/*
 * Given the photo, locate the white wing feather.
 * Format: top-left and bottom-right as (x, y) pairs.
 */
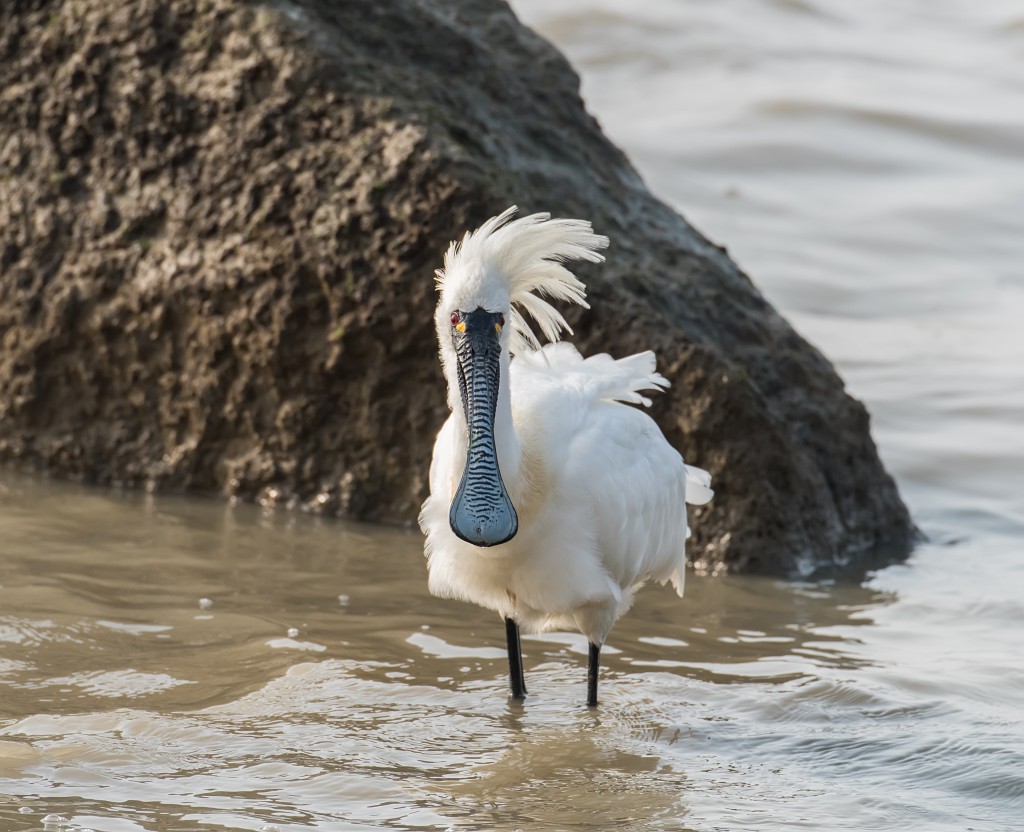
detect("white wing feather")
(512, 343), (711, 603)
(514, 342), (668, 406)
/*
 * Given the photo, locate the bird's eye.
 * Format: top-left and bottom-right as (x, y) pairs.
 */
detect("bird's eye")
(497, 313), (505, 327)
(450, 312), (460, 327)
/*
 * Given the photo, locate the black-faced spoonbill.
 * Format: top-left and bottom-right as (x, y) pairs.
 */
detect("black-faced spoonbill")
(420, 208), (713, 706)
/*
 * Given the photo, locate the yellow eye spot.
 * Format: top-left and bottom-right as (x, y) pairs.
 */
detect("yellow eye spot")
(455, 322), (466, 333)
(495, 323), (503, 333)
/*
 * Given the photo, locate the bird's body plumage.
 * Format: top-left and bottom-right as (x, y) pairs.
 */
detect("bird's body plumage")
(422, 341), (709, 644)
(420, 207), (711, 702)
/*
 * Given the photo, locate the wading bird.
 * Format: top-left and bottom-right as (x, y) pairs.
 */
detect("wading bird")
(420, 208), (712, 706)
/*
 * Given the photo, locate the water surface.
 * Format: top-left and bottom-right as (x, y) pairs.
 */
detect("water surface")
(2, 474), (1020, 831)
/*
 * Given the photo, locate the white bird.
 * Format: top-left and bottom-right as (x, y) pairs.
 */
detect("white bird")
(420, 207), (713, 706)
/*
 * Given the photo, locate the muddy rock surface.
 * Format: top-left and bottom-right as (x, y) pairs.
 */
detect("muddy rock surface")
(0, 0), (914, 572)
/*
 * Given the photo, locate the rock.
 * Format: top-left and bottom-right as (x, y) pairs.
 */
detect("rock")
(0, 0), (914, 573)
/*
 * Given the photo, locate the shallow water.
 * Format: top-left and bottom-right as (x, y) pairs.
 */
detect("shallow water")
(3, 1), (1024, 830)
(2, 475), (1020, 831)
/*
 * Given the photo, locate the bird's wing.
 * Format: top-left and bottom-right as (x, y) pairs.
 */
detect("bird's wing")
(514, 342), (669, 405)
(571, 400), (690, 595)
(512, 343), (707, 597)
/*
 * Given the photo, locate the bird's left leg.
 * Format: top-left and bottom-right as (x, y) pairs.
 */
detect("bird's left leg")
(587, 641), (601, 707)
(505, 617), (527, 699)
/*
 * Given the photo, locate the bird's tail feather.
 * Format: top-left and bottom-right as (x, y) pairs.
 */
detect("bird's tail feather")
(685, 465), (713, 506)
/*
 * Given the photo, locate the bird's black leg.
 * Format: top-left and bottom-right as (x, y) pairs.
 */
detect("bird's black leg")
(587, 641), (601, 707)
(505, 617), (527, 699)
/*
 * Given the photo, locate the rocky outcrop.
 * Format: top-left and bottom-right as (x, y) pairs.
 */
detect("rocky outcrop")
(0, 0), (914, 573)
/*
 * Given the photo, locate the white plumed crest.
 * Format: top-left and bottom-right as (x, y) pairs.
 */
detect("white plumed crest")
(435, 206), (609, 354)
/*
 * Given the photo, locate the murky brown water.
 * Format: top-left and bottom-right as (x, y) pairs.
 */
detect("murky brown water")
(3, 0), (1024, 830)
(1, 472), (1022, 831)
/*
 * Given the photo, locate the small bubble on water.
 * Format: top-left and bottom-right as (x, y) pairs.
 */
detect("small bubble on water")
(260, 825), (281, 832)
(42, 815), (66, 826)
(337, 594), (350, 607)
(287, 627), (299, 638)
(198, 597), (214, 610)
(18, 807), (32, 814)
(420, 624), (430, 630)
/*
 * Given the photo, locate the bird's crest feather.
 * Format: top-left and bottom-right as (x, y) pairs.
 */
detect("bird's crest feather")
(435, 207), (609, 354)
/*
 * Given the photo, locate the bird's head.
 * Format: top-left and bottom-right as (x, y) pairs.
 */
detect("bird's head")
(433, 207), (608, 548)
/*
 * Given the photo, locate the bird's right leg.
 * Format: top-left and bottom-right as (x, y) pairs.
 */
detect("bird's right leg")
(587, 641), (601, 707)
(505, 617), (527, 699)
